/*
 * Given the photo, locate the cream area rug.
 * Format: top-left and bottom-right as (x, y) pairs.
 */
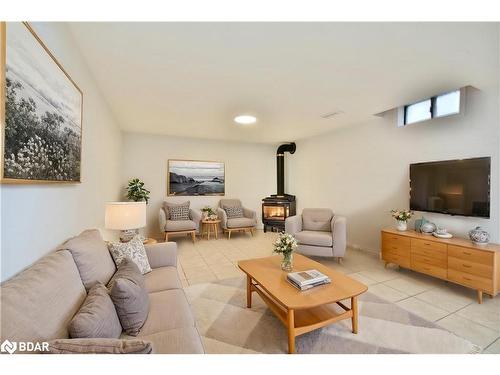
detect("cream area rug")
(184, 277), (480, 354)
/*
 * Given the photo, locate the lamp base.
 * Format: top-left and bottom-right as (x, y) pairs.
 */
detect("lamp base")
(120, 229), (139, 242)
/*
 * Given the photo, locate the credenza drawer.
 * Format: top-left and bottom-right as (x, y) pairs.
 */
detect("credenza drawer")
(382, 243), (410, 257)
(383, 252), (410, 268)
(411, 246), (447, 261)
(448, 257), (493, 279)
(382, 233), (411, 247)
(447, 269), (493, 292)
(411, 261), (447, 279)
(411, 238), (447, 254)
(448, 245), (493, 266)
(411, 253), (447, 268)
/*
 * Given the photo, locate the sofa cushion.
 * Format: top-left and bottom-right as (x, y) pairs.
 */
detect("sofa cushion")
(165, 220), (196, 232)
(295, 230), (333, 247)
(108, 237), (152, 274)
(139, 327), (204, 354)
(163, 201), (190, 220)
(69, 283), (122, 339)
(61, 229), (116, 290)
(47, 338), (152, 354)
(137, 289), (195, 336)
(227, 217), (255, 228)
(0, 250), (86, 349)
(144, 266), (182, 293)
(302, 208), (333, 232)
(225, 206), (244, 219)
(109, 259), (150, 336)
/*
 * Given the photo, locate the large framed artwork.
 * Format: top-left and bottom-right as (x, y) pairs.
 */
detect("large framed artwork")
(0, 22), (83, 183)
(167, 159), (225, 196)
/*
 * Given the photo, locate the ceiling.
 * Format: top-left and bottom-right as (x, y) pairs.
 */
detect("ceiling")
(68, 22), (497, 143)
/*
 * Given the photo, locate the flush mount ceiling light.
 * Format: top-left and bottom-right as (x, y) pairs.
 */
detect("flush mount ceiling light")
(234, 115), (257, 125)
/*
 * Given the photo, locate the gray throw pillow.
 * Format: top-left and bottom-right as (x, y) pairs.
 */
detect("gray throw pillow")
(225, 206), (244, 219)
(169, 204), (190, 220)
(108, 236), (152, 274)
(108, 258), (149, 336)
(69, 283), (122, 339)
(162, 201), (190, 220)
(60, 229), (116, 290)
(47, 338), (152, 354)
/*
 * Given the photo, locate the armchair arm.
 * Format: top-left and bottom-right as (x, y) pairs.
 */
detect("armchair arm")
(145, 242), (177, 269)
(190, 209), (202, 233)
(159, 208), (167, 232)
(331, 215), (347, 257)
(285, 215), (302, 236)
(243, 207), (257, 223)
(217, 207), (228, 229)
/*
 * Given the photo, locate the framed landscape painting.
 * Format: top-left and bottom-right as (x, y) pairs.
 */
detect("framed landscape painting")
(0, 22), (83, 183)
(168, 159), (225, 196)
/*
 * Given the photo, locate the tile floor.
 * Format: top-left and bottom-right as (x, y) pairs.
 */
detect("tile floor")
(167, 230), (500, 353)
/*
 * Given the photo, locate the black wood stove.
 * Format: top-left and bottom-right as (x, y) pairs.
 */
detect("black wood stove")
(262, 142), (297, 232)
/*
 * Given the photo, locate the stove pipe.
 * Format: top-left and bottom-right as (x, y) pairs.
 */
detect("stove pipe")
(276, 142), (296, 197)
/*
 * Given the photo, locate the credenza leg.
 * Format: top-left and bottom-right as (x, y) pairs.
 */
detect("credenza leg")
(477, 290), (483, 304)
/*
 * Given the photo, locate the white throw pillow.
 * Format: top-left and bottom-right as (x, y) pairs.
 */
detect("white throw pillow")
(108, 237), (152, 274)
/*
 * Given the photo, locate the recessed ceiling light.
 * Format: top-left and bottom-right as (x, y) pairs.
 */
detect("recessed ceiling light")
(234, 115), (257, 125)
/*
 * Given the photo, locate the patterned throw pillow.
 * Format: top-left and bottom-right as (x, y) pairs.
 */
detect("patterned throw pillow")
(169, 204), (190, 220)
(225, 206), (244, 219)
(108, 237), (152, 274)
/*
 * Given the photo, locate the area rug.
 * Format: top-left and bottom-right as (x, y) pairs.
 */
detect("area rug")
(184, 277), (481, 354)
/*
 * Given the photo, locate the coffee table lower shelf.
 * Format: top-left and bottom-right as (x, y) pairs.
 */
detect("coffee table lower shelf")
(246, 276), (358, 354)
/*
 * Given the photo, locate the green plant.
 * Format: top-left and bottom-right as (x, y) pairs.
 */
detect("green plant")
(126, 178), (150, 203)
(201, 206), (216, 216)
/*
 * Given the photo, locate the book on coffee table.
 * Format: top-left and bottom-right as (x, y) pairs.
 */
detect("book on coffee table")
(287, 269), (331, 291)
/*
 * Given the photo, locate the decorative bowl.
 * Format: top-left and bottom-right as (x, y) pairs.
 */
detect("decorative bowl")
(420, 222), (436, 235)
(469, 226), (490, 245)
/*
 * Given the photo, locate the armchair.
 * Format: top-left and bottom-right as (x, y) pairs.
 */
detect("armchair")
(218, 199), (257, 239)
(159, 200), (202, 243)
(285, 208), (346, 262)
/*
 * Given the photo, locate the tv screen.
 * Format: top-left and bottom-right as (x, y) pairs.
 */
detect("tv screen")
(409, 157), (490, 218)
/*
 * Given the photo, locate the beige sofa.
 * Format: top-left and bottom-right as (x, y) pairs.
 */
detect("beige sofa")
(285, 208), (347, 262)
(0, 230), (204, 354)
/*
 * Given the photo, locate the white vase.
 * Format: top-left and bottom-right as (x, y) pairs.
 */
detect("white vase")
(396, 220), (407, 231)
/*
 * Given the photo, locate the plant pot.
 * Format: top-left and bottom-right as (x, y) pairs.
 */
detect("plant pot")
(396, 220), (407, 232)
(281, 253), (293, 272)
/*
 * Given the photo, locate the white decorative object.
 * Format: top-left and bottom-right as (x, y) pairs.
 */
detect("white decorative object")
(396, 220), (408, 231)
(420, 222), (436, 235)
(469, 226), (490, 245)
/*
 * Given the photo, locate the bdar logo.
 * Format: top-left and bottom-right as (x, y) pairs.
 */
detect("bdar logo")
(1, 340), (17, 354)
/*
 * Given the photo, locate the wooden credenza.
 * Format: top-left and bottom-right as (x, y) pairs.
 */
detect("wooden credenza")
(381, 228), (500, 303)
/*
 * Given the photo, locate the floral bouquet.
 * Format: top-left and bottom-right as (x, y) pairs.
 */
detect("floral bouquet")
(391, 209), (413, 222)
(273, 232), (298, 271)
(201, 206), (217, 220)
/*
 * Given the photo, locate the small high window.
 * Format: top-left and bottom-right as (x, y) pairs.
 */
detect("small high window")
(400, 89), (463, 126)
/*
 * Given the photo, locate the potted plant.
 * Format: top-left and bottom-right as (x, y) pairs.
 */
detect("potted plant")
(391, 209), (413, 231)
(273, 232), (298, 271)
(126, 178), (151, 203)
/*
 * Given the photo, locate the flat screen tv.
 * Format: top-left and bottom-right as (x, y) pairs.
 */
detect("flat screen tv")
(409, 157), (490, 218)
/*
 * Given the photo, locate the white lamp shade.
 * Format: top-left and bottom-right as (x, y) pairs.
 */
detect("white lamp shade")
(105, 202), (146, 230)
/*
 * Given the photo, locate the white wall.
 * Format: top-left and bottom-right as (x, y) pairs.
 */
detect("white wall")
(0, 23), (123, 281)
(288, 85), (499, 254)
(121, 133), (276, 239)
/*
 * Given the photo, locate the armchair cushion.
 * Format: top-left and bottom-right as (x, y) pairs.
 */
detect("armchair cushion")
(162, 201), (190, 220)
(169, 205), (190, 221)
(165, 220), (196, 232)
(302, 208), (333, 232)
(295, 230), (333, 247)
(225, 206), (244, 219)
(227, 217), (256, 229)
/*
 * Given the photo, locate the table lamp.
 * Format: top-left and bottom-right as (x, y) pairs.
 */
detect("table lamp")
(105, 202), (146, 242)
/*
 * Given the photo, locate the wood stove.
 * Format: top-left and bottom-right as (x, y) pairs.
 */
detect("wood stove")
(262, 143), (296, 232)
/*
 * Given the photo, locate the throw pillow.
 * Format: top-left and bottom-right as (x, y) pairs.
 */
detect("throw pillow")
(60, 229), (116, 290)
(162, 200), (190, 220)
(108, 236), (152, 274)
(108, 258), (150, 336)
(47, 338), (152, 354)
(169, 204), (190, 221)
(69, 283), (122, 339)
(225, 206), (244, 219)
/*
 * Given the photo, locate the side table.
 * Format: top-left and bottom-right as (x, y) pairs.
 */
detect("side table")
(201, 219), (221, 240)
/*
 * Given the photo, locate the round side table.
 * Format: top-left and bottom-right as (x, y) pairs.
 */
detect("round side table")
(201, 219), (221, 240)
(143, 238), (158, 245)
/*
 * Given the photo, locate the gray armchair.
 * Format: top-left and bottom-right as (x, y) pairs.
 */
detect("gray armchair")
(285, 208), (347, 262)
(159, 201), (202, 243)
(217, 199), (257, 239)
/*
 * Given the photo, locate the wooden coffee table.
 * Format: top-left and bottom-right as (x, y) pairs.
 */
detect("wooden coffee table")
(238, 254), (368, 354)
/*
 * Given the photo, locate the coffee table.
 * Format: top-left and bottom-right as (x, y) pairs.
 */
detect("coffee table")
(238, 254), (368, 354)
